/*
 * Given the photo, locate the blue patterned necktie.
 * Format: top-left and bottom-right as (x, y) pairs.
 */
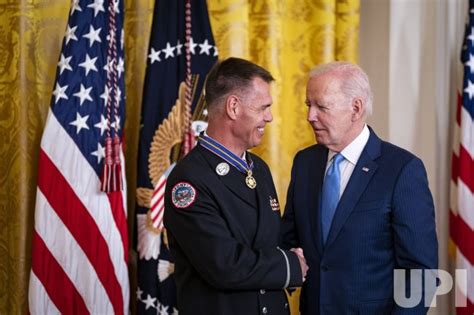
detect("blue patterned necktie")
(321, 153), (345, 244)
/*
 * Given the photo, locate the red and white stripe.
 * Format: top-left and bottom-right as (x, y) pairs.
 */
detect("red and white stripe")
(450, 92), (474, 314)
(29, 112), (129, 314)
(150, 174), (167, 231)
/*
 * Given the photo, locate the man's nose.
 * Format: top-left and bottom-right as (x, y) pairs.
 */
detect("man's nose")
(307, 107), (318, 122)
(265, 110), (273, 122)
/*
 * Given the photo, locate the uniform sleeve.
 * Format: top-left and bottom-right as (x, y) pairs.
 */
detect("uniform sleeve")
(391, 157), (438, 314)
(164, 178), (303, 291)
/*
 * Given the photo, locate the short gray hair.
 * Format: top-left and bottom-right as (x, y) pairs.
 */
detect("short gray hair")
(309, 61), (373, 117)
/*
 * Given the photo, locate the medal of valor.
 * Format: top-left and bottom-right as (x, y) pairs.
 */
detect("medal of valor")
(245, 171), (257, 189)
(198, 134), (257, 190)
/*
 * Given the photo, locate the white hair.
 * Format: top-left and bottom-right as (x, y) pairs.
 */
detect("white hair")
(309, 61), (373, 117)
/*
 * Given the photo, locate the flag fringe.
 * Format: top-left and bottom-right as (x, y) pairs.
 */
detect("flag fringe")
(101, 136), (123, 192)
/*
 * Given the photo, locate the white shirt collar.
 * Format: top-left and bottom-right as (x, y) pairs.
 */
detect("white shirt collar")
(328, 124), (370, 165)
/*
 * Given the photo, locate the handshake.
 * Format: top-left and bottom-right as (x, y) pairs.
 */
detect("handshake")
(291, 247), (309, 282)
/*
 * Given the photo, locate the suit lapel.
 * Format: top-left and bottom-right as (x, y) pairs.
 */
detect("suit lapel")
(325, 130), (382, 248)
(310, 148), (328, 255)
(197, 146), (257, 209)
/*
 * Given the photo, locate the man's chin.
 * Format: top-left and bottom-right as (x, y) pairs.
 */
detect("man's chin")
(314, 134), (326, 145)
(251, 138), (263, 148)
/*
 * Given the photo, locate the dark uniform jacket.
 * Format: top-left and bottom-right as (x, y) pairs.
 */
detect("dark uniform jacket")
(164, 144), (302, 315)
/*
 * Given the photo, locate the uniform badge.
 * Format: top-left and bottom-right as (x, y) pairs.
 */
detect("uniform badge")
(171, 182), (196, 209)
(269, 196), (280, 212)
(215, 162), (230, 176)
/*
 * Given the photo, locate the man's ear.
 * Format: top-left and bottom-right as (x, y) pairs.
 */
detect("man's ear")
(351, 97), (364, 121)
(225, 95), (240, 120)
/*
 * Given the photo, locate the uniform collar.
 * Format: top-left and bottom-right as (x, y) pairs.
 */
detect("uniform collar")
(203, 130), (246, 160)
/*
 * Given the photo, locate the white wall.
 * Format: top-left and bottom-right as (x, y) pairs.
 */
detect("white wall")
(359, 0), (467, 313)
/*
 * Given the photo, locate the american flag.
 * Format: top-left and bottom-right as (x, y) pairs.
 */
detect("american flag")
(28, 0), (129, 314)
(450, 1), (474, 314)
(135, 0), (217, 313)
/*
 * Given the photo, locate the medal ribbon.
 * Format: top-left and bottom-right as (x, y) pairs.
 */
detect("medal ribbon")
(198, 134), (254, 175)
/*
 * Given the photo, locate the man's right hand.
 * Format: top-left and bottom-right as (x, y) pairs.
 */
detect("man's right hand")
(290, 247), (308, 282)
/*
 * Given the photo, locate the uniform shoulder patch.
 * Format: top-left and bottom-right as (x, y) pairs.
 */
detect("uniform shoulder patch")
(171, 182), (197, 209)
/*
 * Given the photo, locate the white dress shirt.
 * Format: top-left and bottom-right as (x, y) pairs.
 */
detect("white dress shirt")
(325, 125), (370, 198)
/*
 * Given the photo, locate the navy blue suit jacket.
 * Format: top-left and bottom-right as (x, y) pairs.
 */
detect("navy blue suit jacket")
(281, 129), (438, 315)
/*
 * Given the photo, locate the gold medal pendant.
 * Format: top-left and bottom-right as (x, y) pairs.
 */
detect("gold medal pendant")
(245, 171), (257, 189)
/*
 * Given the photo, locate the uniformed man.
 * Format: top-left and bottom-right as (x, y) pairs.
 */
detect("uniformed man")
(164, 57), (308, 315)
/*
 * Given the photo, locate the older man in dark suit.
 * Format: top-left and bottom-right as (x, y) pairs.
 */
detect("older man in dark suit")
(281, 61), (438, 314)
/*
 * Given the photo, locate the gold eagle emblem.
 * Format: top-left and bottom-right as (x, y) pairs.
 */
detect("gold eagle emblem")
(136, 82), (187, 232)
